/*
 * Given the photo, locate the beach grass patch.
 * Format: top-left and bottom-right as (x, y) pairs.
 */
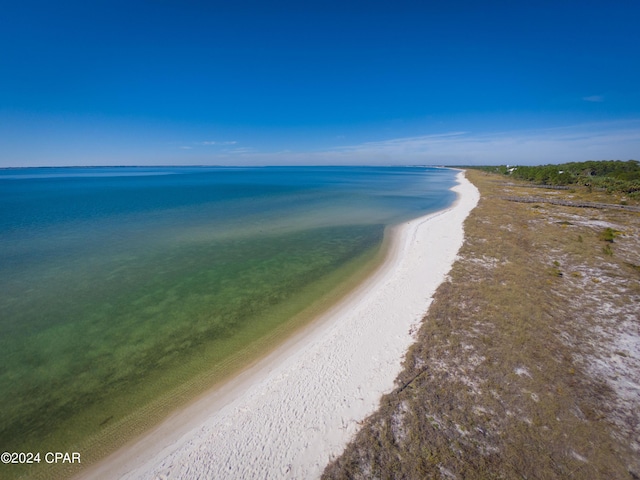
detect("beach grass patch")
(324, 169), (640, 480)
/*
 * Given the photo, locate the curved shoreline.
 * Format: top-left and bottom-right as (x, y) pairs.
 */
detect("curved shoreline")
(81, 170), (479, 480)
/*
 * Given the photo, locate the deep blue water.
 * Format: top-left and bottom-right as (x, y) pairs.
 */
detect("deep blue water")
(1, 166), (455, 233)
(1, 166), (456, 273)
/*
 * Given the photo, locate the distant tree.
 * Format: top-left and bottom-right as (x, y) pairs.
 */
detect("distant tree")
(484, 160), (640, 198)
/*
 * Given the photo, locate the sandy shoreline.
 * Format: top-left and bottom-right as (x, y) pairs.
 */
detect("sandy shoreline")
(81, 170), (479, 480)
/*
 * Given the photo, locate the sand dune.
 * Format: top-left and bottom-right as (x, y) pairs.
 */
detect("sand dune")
(82, 170), (479, 480)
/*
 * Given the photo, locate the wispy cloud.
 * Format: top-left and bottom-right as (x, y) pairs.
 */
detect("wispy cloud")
(334, 132), (468, 154)
(163, 121), (639, 167)
(176, 140), (238, 151)
(226, 147), (255, 154)
(198, 140), (238, 146)
(322, 121), (640, 165)
(583, 95), (604, 102)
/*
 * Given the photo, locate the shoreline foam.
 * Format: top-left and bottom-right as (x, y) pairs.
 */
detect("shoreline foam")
(81, 170), (479, 480)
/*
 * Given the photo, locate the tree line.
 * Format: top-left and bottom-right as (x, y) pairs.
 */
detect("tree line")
(477, 160), (640, 198)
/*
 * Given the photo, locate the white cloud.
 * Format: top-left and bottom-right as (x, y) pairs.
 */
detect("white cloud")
(224, 147), (255, 154)
(186, 120), (640, 166)
(199, 141), (237, 146)
(335, 131), (468, 154)
(312, 121), (640, 165)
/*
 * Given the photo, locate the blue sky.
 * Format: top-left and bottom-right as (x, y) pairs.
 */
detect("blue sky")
(1, 0), (639, 167)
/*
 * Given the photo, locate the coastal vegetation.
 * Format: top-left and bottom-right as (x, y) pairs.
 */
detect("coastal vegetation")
(481, 160), (640, 199)
(324, 169), (640, 479)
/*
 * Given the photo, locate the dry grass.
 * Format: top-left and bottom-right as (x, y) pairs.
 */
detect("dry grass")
(323, 170), (640, 480)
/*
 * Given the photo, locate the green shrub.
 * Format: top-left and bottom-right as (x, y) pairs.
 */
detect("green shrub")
(599, 227), (619, 243)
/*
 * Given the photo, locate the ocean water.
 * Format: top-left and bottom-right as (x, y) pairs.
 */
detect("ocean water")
(0, 166), (456, 472)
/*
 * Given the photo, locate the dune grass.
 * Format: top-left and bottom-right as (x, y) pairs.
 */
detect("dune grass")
(323, 169), (640, 479)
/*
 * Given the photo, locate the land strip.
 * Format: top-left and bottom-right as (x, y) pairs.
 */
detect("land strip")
(324, 169), (640, 479)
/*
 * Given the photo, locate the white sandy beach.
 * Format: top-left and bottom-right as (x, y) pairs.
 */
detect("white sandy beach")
(82, 171), (479, 480)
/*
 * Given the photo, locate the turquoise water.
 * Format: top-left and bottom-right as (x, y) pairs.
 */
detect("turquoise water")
(0, 166), (456, 467)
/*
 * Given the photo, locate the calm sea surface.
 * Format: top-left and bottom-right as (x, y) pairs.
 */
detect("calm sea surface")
(0, 166), (456, 470)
